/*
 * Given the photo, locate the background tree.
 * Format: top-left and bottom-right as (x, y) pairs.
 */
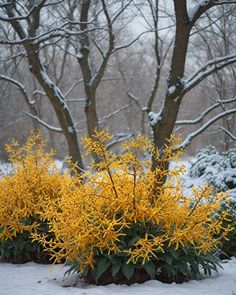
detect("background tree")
(1, 0), (236, 174)
(0, 0), (85, 172)
(145, 0), (236, 171)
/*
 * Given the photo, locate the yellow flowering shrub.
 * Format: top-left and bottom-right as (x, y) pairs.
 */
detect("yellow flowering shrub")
(31, 131), (231, 284)
(0, 133), (77, 263)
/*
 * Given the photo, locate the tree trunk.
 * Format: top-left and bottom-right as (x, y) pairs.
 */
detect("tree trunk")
(26, 44), (84, 173)
(151, 1), (191, 173)
(84, 87), (101, 164)
(78, 0), (101, 164)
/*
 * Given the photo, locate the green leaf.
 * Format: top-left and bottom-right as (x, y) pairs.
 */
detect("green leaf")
(178, 262), (189, 275)
(165, 254), (174, 265)
(128, 236), (140, 247)
(143, 260), (156, 279)
(94, 257), (111, 281)
(64, 260), (80, 276)
(169, 249), (179, 260)
(122, 262), (135, 280)
(112, 260), (122, 277)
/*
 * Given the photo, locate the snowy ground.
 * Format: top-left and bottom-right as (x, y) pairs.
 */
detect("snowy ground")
(1, 258), (236, 295)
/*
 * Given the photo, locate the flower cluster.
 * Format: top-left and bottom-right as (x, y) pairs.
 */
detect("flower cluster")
(0, 131), (231, 282)
(33, 131), (231, 273)
(0, 132), (76, 240)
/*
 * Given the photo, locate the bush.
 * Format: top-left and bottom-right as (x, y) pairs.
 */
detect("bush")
(188, 147), (236, 258)
(189, 146), (236, 191)
(0, 225), (52, 264)
(33, 131), (232, 285)
(0, 132), (76, 263)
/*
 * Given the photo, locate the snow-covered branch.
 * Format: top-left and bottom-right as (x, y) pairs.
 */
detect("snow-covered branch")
(188, 0), (236, 24)
(106, 133), (134, 150)
(25, 112), (63, 133)
(0, 74), (35, 106)
(99, 104), (130, 125)
(220, 127), (236, 140)
(176, 96), (236, 125)
(178, 108), (236, 150)
(127, 91), (142, 109)
(0, 1), (46, 22)
(182, 54), (236, 96)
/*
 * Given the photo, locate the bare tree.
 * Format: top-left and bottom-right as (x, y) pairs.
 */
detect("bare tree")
(0, 0), (146, 165)
(1, 0), (236, 179)
(144, 0), (236, 172)
(0, 0), (85, 172)
(74, 0), (144, 162)
(189, 4), (236, 150)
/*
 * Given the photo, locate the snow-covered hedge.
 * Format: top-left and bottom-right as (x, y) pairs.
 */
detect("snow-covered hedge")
(189, 146), (236, 192)
(187, 147), (236, 257)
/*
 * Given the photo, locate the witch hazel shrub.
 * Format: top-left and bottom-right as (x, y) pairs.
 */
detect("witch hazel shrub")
(31, 131), (232, 284)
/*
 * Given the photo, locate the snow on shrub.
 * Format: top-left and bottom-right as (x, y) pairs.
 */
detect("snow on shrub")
(188, 146), (236, 257)
(0, 161), (13, 177)
(189, 146), (236, 192)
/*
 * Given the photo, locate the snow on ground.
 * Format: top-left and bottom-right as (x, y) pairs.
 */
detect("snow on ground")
(0, 258), (236, 295)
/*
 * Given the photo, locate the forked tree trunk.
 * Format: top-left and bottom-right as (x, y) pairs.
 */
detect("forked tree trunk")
(151, 1), (191, 175)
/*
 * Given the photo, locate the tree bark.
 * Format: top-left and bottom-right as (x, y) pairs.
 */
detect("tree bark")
(26, 44), (84, 173)
(151, 0), (191, 171)
(5, 3), (84, 173)
(78, 0), (100, 164)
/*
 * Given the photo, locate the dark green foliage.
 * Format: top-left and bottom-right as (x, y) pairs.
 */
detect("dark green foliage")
(65, 223), (223, 285)
(0, 231), (40, 263)
(0, 218), (53, 264)
(157, 246), (222, 283)
(223, 208), (236, 257)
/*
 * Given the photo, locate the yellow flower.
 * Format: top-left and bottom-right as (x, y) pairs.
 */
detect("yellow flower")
(0, 130), (232, 272)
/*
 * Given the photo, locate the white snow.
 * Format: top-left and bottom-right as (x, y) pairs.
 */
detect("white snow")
(76, 51), (83, 59)
(167, 85), (176, 95)
(188, 0), (210, 21)
(0, 161), (13, 177)
(39, 68), (69, 110)
(0, 159), (65, 176)
(68, 126), (75, 134)
(0, 259), (236, 295)
(54, 159), (64, 171)
(149, 111), (162, 126)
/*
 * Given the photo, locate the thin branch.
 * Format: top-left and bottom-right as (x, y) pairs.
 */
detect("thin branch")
(113, 30), (150, 52)
(178, 108), (236, 149)
(220, 126), (236, 140)
(0, 1), (45, 22)
(127, 91), (142, 109)
(25, 112), (63, 133)
(99, 104), (130, 125)
(90, 0), (115, 90)
(176, 96), (236, 125)
(0, 74), (35, 105)
(106, 133), (134, 149)
(182, 53), (236, 96)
